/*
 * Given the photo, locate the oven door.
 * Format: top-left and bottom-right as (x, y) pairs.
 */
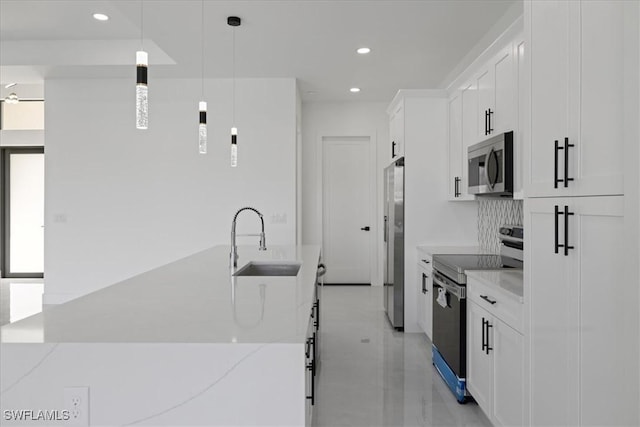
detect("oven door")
(432, 271), (467, 378)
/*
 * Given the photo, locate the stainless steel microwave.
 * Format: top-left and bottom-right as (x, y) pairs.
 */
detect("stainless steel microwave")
(467, 131), (513, 197)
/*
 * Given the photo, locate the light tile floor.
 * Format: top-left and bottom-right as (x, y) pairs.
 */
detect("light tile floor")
(313, 285), (491, 427)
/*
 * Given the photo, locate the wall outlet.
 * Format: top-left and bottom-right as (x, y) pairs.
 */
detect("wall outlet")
(64, 387), (89, 426)
(271, 213), (287, 224)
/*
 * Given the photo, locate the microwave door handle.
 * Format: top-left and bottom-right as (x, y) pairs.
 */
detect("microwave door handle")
(484, 149), (493, 190)
(490, 148), (500, 188)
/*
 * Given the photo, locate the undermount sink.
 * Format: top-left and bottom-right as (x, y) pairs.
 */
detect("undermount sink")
(233, 261), (302, 277)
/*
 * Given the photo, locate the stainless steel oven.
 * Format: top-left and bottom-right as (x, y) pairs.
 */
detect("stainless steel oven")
(468, 131), (513, 196)
(431, 226), (524, 403)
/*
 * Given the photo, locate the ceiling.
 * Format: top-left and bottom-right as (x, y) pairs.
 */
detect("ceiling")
(0, 0), (520, 102)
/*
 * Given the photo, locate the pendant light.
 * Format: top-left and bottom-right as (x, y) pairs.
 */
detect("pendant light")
(228, 16), (241, 167)
(198, 0), (207, 154)
(136, 0), (148, 130)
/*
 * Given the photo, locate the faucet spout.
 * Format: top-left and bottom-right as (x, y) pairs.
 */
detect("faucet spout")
(230, 207), (267, 267)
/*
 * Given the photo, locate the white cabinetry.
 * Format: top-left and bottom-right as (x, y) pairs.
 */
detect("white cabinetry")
(389, 101), (405, 161)
(475, 42), (517, 140)
(526, 196), (637, 426)
(448, 30), (524, 200)
(467, 276), (524, 427)
(525, 1), (639, 425)
(526, 0), (628, 198)
(416, 255), (433, 340)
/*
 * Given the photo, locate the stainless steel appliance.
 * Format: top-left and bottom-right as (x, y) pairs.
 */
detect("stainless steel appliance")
(431, 226), (523, 402)
(383, 158), (404, 330)
(468, 131), (514, 196)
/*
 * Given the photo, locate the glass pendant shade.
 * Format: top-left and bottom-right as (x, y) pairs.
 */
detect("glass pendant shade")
(136, 50), (148, 130)
(230, 127), (238, 167)
(199, 101), (207, 154)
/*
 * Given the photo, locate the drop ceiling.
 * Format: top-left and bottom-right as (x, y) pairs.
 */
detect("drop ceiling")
(0, 0), (520, 102)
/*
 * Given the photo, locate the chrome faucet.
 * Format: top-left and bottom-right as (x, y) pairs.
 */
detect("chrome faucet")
(230, 207), (267, 267)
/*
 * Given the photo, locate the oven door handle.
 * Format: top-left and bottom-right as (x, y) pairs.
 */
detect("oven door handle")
(432, 274), (465, 300)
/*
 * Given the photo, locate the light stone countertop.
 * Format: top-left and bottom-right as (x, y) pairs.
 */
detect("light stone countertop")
(465, 270), (524, 302)
(416, 245), (489, 257)
(1, 245), (321, 344)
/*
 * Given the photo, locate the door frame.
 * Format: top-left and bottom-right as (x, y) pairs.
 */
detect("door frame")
(0, 146), (45, 278)
(316, 132), (378, 285)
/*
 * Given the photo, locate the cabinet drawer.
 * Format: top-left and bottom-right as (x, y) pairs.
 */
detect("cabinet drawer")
(467, 278), (523, 333)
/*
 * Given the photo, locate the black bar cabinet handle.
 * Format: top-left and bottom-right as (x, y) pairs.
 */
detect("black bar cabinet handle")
(554, 205), (562, 254)
(564, 137), (574, 188)
(422, 273), (427, 294)
(485, 110), (489, 135)
(306, 360), (315, 404)
(421, 259), (430, 264)
(554, 140), (564, 189)
(486, 322), (493, 354)
(487, 108), (493, 134)
(392, 141), (396, 158)
(563, 205), (575, 256)
(482, 318), (487, 352)
(480, 295), (497, 305)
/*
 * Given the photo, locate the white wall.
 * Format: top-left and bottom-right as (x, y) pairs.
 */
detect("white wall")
(44, 78), (297, 304)
(301, 101), (389, 285)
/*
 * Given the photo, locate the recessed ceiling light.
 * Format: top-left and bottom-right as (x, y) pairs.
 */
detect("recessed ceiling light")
(356, 47), (371, 55)
(350, 87), (361, 93)
(93, 13), (109, 21)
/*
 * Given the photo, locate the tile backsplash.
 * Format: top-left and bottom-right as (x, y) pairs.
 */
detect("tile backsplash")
(478, 198), (523, 253)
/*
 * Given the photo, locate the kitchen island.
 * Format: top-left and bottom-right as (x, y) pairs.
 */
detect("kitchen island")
(1, 245), (321, 426)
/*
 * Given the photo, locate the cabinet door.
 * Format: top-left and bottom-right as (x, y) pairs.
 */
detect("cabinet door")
(476, 67), (493, 140)
(467, 301), (493, 413)
(574, 0), (625, 197)
(390, 102), (404, 160)
(575, 196), (632, 425)
(448, 93), (463, 200)
(417, 268), (426, 333)
(513, 36), (525, 199)
(526, 197), (579, 426)
(424, 270), (433, 340)
(493, 320), (524, 427)
(527, 0), (578, 197)
(459, 80), (478, 200)
(493, 43), (516, 136)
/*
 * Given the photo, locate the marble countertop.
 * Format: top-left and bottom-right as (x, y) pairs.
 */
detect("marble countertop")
(465, 270), (524, 303)
(1, 245), (321, 344)
(416, 245), (489, 256)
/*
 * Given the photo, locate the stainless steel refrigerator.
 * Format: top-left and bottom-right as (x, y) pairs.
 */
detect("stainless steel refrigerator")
(383, 158), (404, 330)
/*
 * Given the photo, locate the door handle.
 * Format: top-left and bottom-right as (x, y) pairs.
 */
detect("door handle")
(480, 295), (497, 305)
(392, 141), (396, 158)
(360, 226), (370, 231)
(487, 108), (493, 134)
(422, 273), (427, 294)
(482, 318), (487, 352)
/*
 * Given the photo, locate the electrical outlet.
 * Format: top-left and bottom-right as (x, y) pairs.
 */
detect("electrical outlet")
(64, 387), (89, 427)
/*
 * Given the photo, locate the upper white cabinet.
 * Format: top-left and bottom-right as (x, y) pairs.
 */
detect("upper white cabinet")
(447, 28), (524, 200)
(526, 0), (629, 197)
(389, 101), (405, 161)
(475, 43), (517, 140)
(447, 92), (474, 200)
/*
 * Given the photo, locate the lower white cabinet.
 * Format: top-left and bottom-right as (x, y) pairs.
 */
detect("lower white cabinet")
(467, 278), (524, 426)
(526, 196), (637, 426)
(417, 256), (433, 340)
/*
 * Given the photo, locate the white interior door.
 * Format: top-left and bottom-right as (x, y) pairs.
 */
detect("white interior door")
(322, 137), (372, 284)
